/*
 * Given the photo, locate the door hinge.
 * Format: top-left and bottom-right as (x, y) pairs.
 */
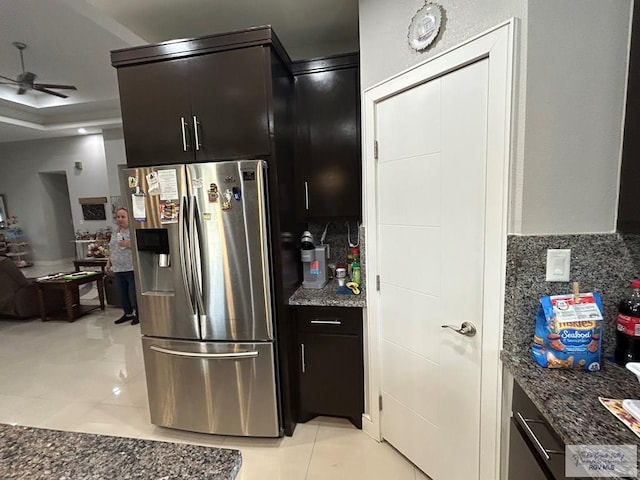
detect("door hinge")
(374, 140), (379, 160)
(376, 275), (380, 291)
(379, 394), (383, 411)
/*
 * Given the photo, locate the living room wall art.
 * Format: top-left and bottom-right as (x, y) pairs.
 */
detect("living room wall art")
(79, 197), (107, 221)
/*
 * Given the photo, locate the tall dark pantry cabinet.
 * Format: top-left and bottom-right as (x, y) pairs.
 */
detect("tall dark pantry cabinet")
(111, 27), (300, 436)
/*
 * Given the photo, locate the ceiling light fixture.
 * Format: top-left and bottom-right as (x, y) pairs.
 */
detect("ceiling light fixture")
(78, 128), (87, 134)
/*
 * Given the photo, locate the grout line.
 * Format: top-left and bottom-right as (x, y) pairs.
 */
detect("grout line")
(304, 422), (320, 479)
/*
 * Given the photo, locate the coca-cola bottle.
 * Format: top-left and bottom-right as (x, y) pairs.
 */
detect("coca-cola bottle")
(614, 279), (640, 365)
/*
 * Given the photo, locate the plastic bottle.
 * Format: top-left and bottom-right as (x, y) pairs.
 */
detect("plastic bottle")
(614, 279), (640, 365)
(351, 261), (361, 285)
(347, 247), (360, 277)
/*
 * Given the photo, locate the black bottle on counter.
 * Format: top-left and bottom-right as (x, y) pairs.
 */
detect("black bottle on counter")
(615, 279), (640, 365)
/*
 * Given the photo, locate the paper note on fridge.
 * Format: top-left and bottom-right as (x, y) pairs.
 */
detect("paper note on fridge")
(158, 169), (179, 201)
(132, 194), (146, 222)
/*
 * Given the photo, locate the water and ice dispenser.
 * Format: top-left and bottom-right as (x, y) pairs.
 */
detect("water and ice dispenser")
(300, 231), (329, 289)
(135, 229), (173, 292)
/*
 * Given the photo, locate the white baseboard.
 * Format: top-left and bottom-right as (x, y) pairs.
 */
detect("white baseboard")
(362, 414), (380, 441)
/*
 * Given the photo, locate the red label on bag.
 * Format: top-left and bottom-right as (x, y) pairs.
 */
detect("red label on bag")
(617, 313), (640, 337)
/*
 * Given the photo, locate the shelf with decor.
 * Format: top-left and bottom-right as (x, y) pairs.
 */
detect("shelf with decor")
(71, 239), (110, 260)
(6, 241), (33, 268)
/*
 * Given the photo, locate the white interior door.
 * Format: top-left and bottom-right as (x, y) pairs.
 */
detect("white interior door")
(363, 23), (513, 480)
(377, 57), (487, 480)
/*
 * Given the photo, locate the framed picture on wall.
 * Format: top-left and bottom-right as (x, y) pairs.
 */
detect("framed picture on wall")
(79, 197), (107, 221)
(81, 203), (106, 221)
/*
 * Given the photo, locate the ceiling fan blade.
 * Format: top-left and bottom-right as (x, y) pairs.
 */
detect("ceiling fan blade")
(0, 75), (17, 83)
(33, 83), (77, 90)
(31, 85), (68, 98)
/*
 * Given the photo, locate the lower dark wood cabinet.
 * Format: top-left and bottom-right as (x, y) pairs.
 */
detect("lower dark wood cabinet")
(294, 306), (364, 428)
(509, 381), (566, 480)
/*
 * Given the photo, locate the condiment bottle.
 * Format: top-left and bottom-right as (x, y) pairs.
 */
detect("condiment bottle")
(351, 262), (361, 285)
(347, 247), (360, 277)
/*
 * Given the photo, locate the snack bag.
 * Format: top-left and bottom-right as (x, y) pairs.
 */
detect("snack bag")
(531, 292), (603, 371)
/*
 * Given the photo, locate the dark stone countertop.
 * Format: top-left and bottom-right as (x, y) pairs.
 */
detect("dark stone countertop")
(502, 350), (640, 475)
(288, 278), (366, 308)
(0, 424), (242, 479)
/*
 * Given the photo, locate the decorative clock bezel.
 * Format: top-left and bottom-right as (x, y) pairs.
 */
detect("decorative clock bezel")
(408, 3), (443, 52)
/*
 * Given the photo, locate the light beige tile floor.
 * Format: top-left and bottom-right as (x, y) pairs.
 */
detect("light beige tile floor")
(1, 262), (427, 479)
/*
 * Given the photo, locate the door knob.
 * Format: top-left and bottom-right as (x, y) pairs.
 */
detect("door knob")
(441, 321), (477, 337)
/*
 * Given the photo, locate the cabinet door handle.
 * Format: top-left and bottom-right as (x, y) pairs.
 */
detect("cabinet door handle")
(311, 319), (342, 325)
(514, 412), (565, 461)
(180, 117), (190, 152)
(193, 115), (202, 151)
(301, 343), (306, 373)
(304, 181), (309, 210)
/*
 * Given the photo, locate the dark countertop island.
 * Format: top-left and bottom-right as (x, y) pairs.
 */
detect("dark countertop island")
(0, 424), (242, 479)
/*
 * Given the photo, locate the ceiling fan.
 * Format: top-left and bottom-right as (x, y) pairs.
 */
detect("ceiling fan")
(0, 42), (77, 99)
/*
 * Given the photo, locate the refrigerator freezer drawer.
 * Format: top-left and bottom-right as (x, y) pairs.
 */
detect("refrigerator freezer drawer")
(142, 337), (280, 437)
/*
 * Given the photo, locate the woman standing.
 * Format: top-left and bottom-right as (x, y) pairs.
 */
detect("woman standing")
(106, 207), (138, 325)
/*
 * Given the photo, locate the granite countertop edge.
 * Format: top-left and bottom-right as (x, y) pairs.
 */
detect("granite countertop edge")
(501, 349), (640, 450)
(0, 423), (242, 480)
(288, 279), (366, 308)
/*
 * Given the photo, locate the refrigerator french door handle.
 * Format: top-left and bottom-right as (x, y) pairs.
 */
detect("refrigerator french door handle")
(150, 345), (259, 359)
(179, 195), (196, 318)
(190, 195), (206, 323)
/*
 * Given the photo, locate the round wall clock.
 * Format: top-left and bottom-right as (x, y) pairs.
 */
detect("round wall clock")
(408, 3), (443, 51)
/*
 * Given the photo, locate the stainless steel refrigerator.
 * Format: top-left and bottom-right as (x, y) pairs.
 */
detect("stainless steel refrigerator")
(122, 159), (280, 437)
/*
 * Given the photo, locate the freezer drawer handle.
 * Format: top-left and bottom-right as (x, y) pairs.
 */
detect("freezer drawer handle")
(310, 319), (342, 325)
(514, 412), (565, 461)
(150, 345), (259, 359)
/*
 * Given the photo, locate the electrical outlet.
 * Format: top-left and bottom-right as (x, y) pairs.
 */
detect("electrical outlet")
(546, 249), (571, 282)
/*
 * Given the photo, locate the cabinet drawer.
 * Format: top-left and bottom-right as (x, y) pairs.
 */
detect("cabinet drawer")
(295, 306), (362, 335)
(511, 381), (566, 480)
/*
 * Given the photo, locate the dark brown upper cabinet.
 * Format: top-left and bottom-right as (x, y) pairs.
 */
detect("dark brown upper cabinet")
(111, 29), (286, 167)
(293, 54), (362, 220)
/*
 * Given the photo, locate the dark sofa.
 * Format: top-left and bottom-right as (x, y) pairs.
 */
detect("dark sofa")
(0, 257), (65, 319)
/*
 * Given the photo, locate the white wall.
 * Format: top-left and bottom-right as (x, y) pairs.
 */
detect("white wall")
(102, 128), (128, 215)
(0, 134), (111, 261)
(520, 0), (631, 234)
(359, 0), (527, 90)
(39, 173), (76, 260)
(359, 0), (632, 234)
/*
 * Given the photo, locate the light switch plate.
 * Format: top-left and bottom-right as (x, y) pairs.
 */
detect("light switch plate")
(545, 249), (571, 282)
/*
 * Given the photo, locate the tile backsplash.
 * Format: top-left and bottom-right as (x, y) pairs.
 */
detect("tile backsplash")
(306, 221), (365, 281)
(503, 233), (640, 358)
